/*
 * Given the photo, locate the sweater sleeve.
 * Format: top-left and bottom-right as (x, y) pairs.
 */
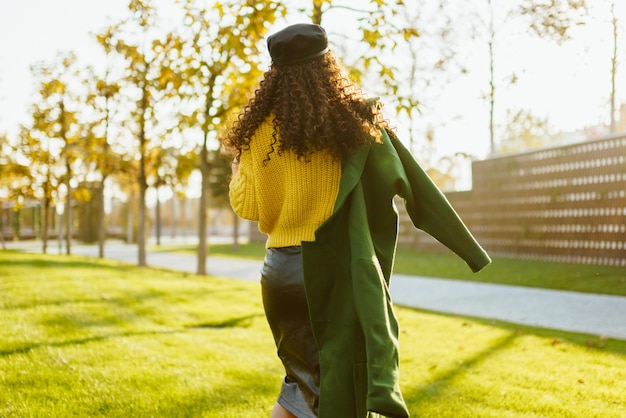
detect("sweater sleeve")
(228, 151), (259, 221)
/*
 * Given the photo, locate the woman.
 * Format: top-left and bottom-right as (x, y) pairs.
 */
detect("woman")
(224, 23), (384, 418)
(225, 23), (491, 418)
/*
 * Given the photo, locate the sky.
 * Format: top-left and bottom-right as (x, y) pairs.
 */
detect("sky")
(0, 0), (129, 131)
(0, 0), (624, 164)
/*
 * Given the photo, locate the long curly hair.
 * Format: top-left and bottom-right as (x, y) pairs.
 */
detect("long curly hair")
(222, 51), (387, 162)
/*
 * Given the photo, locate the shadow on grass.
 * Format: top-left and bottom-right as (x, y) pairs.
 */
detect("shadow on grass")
(403, 331), (517, 410)
(410, 307), (626, 355)
(401, 321), (625, 415)
(186, 314), (264, 329)
(2, 288), (170, 311)
(0, 256), (128, 272)
(467, 314), (626, 355)
(0, 329), (183, 357)
(1, 312), (266, 357)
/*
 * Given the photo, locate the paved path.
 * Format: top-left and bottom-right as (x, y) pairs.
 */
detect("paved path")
(6, 241), (626, 340)
(391, 274), (626, 340)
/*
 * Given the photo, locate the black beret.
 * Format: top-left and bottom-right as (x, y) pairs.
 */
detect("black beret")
(267, 23), (329, 66)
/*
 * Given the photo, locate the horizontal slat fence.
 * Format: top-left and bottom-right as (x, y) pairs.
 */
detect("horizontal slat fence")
(398, 133), (626, 267)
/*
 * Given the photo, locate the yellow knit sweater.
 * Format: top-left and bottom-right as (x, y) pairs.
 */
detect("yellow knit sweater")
(229, 118), (342, 248)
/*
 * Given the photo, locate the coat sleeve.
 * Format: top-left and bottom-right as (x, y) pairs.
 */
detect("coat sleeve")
(385, 129), (492, 273)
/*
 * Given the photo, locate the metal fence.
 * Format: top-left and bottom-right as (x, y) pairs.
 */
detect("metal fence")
(398, 133), (626, 267)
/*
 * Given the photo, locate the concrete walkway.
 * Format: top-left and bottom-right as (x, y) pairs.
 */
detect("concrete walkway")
(5, 240), (626, 340)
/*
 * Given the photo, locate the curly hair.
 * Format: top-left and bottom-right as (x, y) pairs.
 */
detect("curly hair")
(222, 51), (387, 162)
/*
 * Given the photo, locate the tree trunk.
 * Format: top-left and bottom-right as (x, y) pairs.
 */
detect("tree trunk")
(155, 186), (161, 246)
(138, 169), (147, 266)
(65, 163), (72, 255)
(170, 193), (177, 240)
(138, 175), (147, 266)
(97, 179), (106, 258)
(197, 82), (215, 275)
(197, 142), (209, 275)
(137, 83), (148, 267)
(42, 197), (49, 254)
(98, 85), (111, 259)
(179, 195), (187, 242)
(232, 210), (239, 251)
(57, 209), (63, 255)
(126, 195), (134, 244)
(59, 98), (72, 255)
(0, 214), (5, 250)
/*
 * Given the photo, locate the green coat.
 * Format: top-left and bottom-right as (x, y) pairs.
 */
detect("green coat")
(301, 128), (491, 418)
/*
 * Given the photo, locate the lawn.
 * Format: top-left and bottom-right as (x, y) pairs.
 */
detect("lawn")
(1, 251), (625, 417)
(157, 242), (626, 296)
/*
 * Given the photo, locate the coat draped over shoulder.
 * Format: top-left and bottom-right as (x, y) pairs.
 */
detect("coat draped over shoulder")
(301, 128), (491, 417)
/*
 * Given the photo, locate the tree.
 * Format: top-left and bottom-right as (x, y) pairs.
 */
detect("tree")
(297, 1), (475, 180)
(22, 52), (87, 254)
(497, 108), (562, 154)
(608, 1), (619, 133)
(101, 0), (178, 266)
(520, 0), (588, 42)
(90, 30), (124, 258)
(18, 123), (58, 253)
(0, 133), (8, 248)
(113, 157), (142, 244)
(379, 2), (461, 154)
(482, 0), (588, 155)
(208, 148), (236, 246)
(174, 0), (285, 275)
(146, 145), (179, 246)
(307, 1), (421, 106)
(0, 133), (32, 248)
(169, 147), (197, 240)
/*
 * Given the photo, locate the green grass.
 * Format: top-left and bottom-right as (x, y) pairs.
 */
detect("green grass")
(1, 251), (625, 417)
(153, 242), (268, 261)
(155, 242), (626, 296)
(1, 251), (276, 417)
(393, 249), (626, 297)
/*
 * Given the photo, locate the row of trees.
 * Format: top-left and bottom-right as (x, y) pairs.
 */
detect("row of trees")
(2, 0), (285, 274)
(2, 0), (614, 274)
